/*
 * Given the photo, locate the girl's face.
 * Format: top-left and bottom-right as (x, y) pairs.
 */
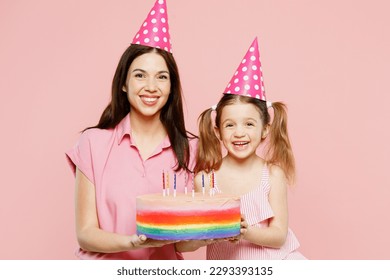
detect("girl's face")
(123, 52), (171, 119)
(216, 102), (268, 161)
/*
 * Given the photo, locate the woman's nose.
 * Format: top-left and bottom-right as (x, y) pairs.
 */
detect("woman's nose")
(145, 78), (157, 92)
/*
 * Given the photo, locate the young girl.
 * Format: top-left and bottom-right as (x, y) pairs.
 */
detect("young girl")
(177, 38), (305, 259)
(66, 0), (196, 260)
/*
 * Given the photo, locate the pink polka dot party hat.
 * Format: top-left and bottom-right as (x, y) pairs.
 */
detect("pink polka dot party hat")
(131, 0), (172, 53)
(223, 37), (266, 100)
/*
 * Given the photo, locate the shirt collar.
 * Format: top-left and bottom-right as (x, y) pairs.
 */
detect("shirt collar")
(117, 113), (132, 145)
(116, 113), (171, 150)
(160, 134), (171, 149)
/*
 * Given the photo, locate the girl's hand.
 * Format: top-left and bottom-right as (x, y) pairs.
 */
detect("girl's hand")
(228, 215), (248, 243)
(240, 215), (249, 235)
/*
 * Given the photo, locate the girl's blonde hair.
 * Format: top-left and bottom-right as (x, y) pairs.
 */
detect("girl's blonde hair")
(195, 94), (295, 184)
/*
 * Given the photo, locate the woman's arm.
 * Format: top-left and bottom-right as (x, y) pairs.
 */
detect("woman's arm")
(242, 165), (288, 248)
(75, 168), (175, 253)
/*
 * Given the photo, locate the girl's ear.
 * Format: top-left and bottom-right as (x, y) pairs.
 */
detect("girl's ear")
(262, 124), (270, 139)
(214, 126), (221, 140)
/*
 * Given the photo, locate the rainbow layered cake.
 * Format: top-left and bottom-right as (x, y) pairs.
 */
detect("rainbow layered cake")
(136, 193), (241, 240)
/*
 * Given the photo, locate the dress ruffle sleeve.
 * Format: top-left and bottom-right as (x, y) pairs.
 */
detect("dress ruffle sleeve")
(241, 185), (274, 226)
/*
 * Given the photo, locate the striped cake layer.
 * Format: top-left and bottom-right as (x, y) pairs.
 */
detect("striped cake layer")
(137, 223), (240, 240)
(136, 193), (241, 240)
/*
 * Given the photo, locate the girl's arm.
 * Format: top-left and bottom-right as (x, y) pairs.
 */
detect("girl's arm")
(241, 165), (288, 248)
(75, 168), (175, 253)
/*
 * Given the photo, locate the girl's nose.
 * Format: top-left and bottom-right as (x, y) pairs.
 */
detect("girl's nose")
(234, 126), (245, 137)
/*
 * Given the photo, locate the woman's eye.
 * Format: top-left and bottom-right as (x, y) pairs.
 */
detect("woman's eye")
(135, 73), (145, 78)
(158, 75), (169, 80)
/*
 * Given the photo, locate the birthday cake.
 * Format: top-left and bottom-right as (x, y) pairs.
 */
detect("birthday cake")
(136, 193), (241, 240)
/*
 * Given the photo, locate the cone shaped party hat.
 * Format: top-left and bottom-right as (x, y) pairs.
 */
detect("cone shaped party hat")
(131, 0), (172, 53)
(223, 37), (266, 100)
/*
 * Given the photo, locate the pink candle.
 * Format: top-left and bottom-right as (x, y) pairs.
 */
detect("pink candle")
(212, 170), (215, 196)
(162, 170), (166, 196)
(162, 171), (165, 189)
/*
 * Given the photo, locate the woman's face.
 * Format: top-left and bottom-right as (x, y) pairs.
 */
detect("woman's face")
(123, 51), (171, 120)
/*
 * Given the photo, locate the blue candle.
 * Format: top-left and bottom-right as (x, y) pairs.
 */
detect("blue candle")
(202, 172), (205, 195)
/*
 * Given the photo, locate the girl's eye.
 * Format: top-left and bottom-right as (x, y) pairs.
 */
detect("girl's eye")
(246, 122), (255, 127)
(225, 123), (233, 128)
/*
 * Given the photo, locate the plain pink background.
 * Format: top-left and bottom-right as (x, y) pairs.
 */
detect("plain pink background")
(1, 0), (389, 260)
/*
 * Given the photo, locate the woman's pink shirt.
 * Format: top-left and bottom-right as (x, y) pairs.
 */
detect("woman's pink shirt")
(66, 114), (197, 259)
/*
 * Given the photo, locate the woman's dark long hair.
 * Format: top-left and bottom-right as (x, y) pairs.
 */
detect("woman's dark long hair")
(86, 44), (194, 171)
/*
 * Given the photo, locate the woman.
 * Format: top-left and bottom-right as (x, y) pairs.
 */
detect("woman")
(66, 0), (196, 260)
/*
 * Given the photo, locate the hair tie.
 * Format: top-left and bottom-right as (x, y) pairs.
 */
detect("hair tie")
(211, 104), (217, 111)
(266, 101), (273, 108)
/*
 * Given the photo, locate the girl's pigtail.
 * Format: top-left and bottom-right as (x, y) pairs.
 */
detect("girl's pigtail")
(266, 102), (296, 184)
(194, 108), (222, 174)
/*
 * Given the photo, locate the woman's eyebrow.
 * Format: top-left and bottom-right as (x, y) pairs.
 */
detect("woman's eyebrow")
(131, 68), (146, 73)
(131, 69), (169, 75)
